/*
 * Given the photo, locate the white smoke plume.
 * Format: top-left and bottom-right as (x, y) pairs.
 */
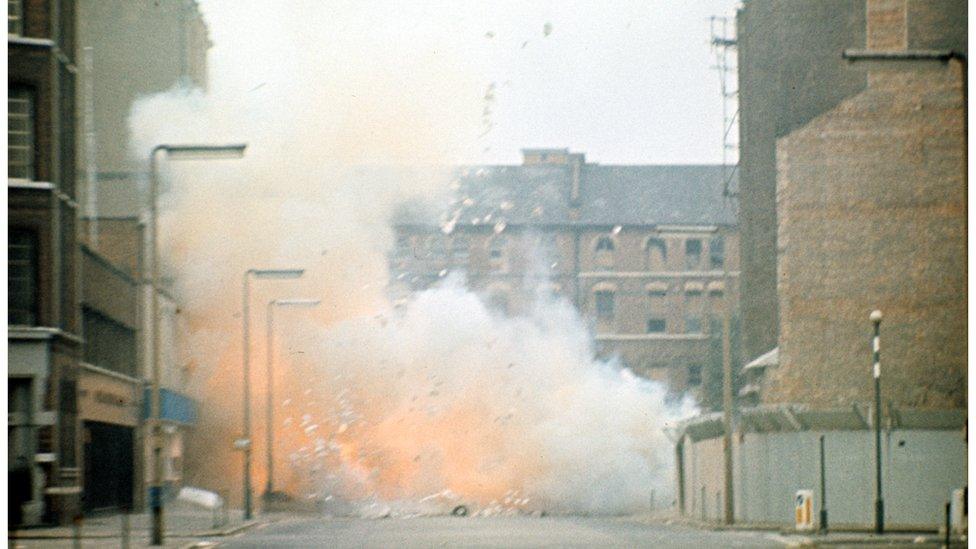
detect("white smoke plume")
(127, 0), (695, 516)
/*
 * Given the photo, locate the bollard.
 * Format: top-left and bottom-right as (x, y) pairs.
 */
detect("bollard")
(121, 511), (131, 549)
(819, 435), (828, 535)
(72, 514), (83, 549)
(945, 501), (951, 548)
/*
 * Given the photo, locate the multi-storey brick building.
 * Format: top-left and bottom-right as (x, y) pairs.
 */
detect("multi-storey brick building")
(763, 0), (967, 409)
(74, 0), (208, 512)
(8, 0), (83, 526)
(392, 149), (738, 400)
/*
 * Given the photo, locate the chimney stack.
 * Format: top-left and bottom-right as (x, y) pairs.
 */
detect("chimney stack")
(866, 0), (907, 52)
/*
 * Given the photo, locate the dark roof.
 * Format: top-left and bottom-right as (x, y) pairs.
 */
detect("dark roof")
(394, 163), (736, 228)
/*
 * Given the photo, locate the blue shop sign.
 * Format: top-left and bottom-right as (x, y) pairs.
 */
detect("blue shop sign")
(142, 388), (198, 425)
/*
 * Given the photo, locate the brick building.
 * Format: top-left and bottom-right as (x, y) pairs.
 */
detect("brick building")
(392, 149), (739, 400)
(8, 0), (83, 526)
(74, 0), (208, 511)
(735, 0), (870, 366)
(762, 0), (967, 409)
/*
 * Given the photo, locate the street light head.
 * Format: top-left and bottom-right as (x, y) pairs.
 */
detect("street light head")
(274, 299), (321, 308)
(870, 310), (883, 323)
(250, 268), (305, 279)
(161, 143), (248, 160)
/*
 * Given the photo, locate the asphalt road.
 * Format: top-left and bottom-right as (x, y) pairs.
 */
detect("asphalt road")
(215, 515), (786, 548)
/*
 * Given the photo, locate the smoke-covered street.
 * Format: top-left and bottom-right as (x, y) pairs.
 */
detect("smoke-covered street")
(217, 516), (783, 548)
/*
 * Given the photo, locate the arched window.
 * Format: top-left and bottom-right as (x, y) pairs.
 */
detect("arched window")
(594, 236), (615, 270)
(645, 238), (667, 271)
(594, 290), (615, 318)
(685, 239), (702, 270)
(595, 236), (615, 251)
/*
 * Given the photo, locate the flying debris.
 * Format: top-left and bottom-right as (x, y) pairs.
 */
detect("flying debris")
(611, 225), (622, 235)
(484, 31), (495, 39)
(543, 22), (553, 37)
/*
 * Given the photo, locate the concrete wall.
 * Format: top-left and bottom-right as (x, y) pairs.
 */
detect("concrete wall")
(682, 429), (967, 528)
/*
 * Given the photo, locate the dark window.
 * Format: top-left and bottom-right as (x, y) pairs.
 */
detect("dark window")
(489, 292), (509, 315)
(685, 239), (702, 269)
(688, 365), (702, 386)
(685, 317), (703, 333)
(394, 235), (411, 259)
(648, 287), (667, 298)
(596, 236), (615, 251)
(595, 290), (614, 318)
(451, 235), (470, 261)
(710, 236), (725, 268)
(646, 318), (666, 333)
(646, 238), (667, 270)
(8, 86), (34, 179)
(83, 308), (137, 376)
(9, 229), (38, 325)
(8, 0), (23, 35)
(685, 287), (703, 297)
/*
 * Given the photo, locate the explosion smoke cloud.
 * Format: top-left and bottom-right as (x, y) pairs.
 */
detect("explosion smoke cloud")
(127, 0), (695, 517)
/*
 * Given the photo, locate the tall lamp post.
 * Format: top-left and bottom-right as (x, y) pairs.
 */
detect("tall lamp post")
(241, 269), (305, 520)
(148, 143), (247, 546)
(870, 309), (884, 534)
(264, 298), (320, 504)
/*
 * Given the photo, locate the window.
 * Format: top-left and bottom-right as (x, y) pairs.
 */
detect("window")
(8, 86), (34, 180)
(646, 318), (666, 333)
(685, 239), (702, 269)
(451, 235), (470, 262)
(488, 292), (509, 315)
(8, 0), (23, 36)
(646, 238), (667, 270)
(648, 287), (667, 298)
(595, 290), (614, 319)
(393, 235), (411, 264)
(710, 236), (725, 269)
(685, 317), (703, 333)
(595, 236), (615, 270)
(9, 229), (38, 325)
(489, 236), (508, 272)
(688, 365), (703, 386)
(427, 235), (448, 260)
(83, 308), (137, 376)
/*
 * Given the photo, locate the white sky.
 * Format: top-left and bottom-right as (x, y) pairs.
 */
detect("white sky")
(199, 1), (740, 166)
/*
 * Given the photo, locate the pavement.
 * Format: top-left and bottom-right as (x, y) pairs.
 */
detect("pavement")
(8, 507), (967, 548)
(7, 501), (264, 549)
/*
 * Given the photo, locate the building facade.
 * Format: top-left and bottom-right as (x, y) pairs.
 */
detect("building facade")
(677, 0), (967, 529)
(73, 0), (208, 511)
(8, 0), (83, 526)
(735, 0), (870, 365)
(765, 0), (967, 409)
(392, 150), (739, 400)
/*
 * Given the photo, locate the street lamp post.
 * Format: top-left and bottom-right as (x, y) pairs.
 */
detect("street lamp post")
(870, 309), (884, 534)
(241, 269), (305, 521)
(264, 299), (320, 503)
(148, 143), (246, 546)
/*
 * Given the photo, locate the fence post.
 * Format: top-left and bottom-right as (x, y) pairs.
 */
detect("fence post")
(945, 501), (951, 548)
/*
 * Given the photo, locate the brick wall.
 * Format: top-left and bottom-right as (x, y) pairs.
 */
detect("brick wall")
(767, 58), (966, 409)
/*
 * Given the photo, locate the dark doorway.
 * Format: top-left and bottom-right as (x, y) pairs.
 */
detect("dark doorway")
(83, 421), (134, 513)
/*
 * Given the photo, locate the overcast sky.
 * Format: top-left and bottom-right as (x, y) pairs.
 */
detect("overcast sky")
(199, 1), (740, 166)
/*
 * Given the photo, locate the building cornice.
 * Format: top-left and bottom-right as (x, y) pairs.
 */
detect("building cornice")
(8, 326), (84, 345)
(595, 333), (709, 342)
(579, 270), (740, 279)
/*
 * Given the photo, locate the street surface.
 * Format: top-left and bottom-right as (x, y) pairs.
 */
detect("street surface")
(216, 515), (784, 548)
